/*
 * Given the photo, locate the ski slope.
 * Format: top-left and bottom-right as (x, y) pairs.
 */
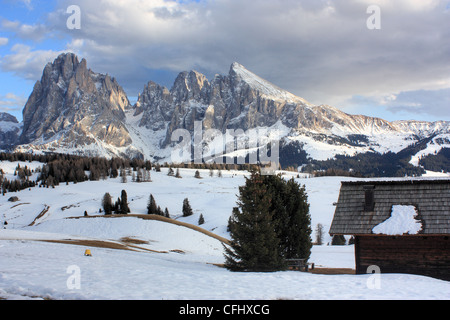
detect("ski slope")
(0, 162), (449, 300)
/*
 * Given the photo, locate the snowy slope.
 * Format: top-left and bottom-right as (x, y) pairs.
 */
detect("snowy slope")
(0, 161), (449, 300)
(231, 62), (313, 106)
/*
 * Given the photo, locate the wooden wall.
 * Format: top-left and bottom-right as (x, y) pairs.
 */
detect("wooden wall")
(355, 235), (450, 281)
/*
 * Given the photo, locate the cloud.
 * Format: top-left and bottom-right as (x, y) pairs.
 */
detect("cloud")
(0, 92), (27, 113)
(1, 19), (49, 42)
(344, 88), (450, 121)
(0, 44), (64, 80)
(0, 37), (9, 46)
(2, 0), (450, 121)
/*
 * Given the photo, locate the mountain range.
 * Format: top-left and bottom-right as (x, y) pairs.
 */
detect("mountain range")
(1, 52), (449, 175)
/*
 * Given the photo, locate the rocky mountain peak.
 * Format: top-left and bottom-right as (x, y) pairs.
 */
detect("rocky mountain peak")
(18, 53), (133, 154)
(170, 70), (210, 103)
(45, 52), (79, 77)
(0, 112), (19, 124)
(229, 62), (312, 106)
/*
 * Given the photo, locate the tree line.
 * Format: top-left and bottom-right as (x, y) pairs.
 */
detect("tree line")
(101, 191), (196, 222)
(1, 163), (36, 194)
(419, 148), (450, 173)
(302, 150), (425, 177)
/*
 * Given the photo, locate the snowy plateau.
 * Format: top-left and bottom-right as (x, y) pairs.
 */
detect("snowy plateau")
(0, 161), (449, 300)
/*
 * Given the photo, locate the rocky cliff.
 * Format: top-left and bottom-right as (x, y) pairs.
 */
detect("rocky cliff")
(18, 53), (134, 157)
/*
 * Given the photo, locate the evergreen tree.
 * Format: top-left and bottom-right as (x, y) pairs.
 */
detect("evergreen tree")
(225, 170), (311, 272)
(260, 175), (312, 260)
(102, 192), (113, 215)
(315, 223), (324, 245)
(263, 174), (289, 256)
(164, 207), (170, 218)
(120, 168), (127, 183)
(331, 235), (346, 245)
(224, 170), (285, 272)
(110, 161), (118, 178)
(147, 194), (157, 214)
(182, 198), (193, 217)
(283, 178), (312, 260)
(198, 214), (205, 225)
(120, 190), (130, 214)
(114, 198), (120, 214)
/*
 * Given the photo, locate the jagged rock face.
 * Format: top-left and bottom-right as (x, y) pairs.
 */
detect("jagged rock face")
(137, 61), (450, 148)
(138, 62), (320, 147)
(134, 81), (173, 131)
(20, 53), (132, 149)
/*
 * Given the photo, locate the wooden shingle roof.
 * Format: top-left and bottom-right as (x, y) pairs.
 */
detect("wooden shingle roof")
(329, 179), (450, 235)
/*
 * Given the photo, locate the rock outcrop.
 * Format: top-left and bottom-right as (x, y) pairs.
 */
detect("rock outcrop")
(19, 53), (132, 154)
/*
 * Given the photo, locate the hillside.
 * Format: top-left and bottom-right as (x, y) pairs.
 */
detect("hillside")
(0, 160), (449, 300)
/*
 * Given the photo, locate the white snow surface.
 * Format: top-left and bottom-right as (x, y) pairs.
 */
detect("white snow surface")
(372, 205), (423, 236)
(0, 162), (448, 300)
(231, 62), (313, 106)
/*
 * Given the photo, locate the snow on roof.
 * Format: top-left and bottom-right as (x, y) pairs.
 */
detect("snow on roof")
(329, 180), (450, 235)
(372, 205), (423, 236)
(342, 177), (450, 184)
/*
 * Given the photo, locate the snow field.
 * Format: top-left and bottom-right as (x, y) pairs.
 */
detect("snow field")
(0, 161), (449, 300)
(1, 237), (448, 300)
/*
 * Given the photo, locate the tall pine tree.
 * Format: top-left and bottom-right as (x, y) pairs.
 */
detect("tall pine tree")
(182, 198), (193, 217)
(283, 178), (312, 260)
(102, 192), (113, 215)
(224, 170), (285, 272)
(225, 170), (311, 272)
(147, 194), (157, 214)
(120, 190), (130, 214)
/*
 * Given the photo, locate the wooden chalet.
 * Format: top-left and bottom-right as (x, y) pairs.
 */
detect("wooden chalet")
(329, 179), (450, 281)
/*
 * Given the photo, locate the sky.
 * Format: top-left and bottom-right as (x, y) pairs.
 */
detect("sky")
(0, 0), (449, 123)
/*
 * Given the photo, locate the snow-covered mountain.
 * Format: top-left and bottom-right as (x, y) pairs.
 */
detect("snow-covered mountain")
(130, 58), (450, 165)
(3, 53), (450, 170)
